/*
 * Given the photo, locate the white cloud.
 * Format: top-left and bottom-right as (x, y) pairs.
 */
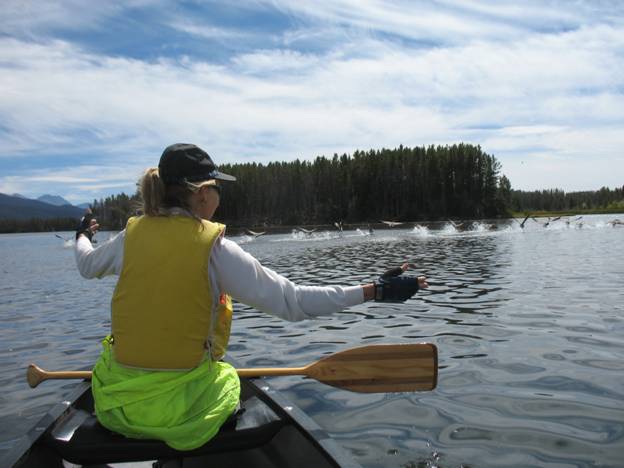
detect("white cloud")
(0, 1), (623, 200)
(0, 0), (158, 36)
(168, 20), (252, 41)
(264, 0), (620, 45)
(267, 0), (525, 43)
(0, 165), (143, 202)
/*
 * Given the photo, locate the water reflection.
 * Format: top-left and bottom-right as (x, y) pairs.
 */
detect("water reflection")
(231, 216), (624, 467)
(1, 215), (623, 466)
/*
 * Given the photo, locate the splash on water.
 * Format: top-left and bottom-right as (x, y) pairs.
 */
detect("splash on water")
(1, 213), (623, 467)
(235, 235), (254, 245)
(441, 223), (459, 235)
(471, 222), (495, 232)
(412, 225), (430, 237)
(287, 229), (339, 242)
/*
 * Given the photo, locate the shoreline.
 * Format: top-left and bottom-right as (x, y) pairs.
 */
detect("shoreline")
(1, 211), (622, 236)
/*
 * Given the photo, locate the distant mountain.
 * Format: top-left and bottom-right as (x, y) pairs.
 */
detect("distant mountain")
(12, 193), (28, 199)
(0, 193), (84, 220)
(77, 202), (92, 209)
(37, 194), (73, 206)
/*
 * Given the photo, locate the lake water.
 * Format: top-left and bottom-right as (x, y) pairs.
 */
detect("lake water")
(1, 215), (623, 467)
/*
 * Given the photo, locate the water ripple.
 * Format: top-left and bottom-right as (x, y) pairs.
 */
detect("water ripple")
(2, 217), (624, 466)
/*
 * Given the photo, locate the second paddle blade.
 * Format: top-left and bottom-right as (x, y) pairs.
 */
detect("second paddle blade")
(307, 343), (438, 393)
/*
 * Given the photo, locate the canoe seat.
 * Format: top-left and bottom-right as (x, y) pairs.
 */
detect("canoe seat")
(44, 395), (286, 465)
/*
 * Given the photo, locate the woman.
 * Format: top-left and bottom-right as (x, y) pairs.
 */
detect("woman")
(75, 143), (428, 451)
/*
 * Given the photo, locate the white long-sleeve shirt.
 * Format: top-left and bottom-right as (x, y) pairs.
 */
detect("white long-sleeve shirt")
(75, 230), (364, 321)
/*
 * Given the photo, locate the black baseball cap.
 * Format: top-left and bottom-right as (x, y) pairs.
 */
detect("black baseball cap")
(158, 143), (236, 185)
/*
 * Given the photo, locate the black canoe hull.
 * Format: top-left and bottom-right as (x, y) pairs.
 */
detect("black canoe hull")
(3, 371), (360, 467)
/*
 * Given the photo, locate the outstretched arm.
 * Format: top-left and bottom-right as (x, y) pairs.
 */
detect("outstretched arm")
(212, 238), (366, 321)
(75, 228), (125, 279)
(211, 240), (428, 321)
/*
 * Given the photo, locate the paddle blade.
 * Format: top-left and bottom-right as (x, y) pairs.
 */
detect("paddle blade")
(306, 343), (437, 393)
(26, 364), (92, 388)
(27, 364), (44, 388)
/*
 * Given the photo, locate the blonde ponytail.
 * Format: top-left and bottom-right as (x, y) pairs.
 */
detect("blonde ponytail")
(139, 167), (165, 216)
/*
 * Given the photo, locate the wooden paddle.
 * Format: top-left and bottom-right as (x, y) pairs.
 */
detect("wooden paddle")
(27, 343), (437, 393)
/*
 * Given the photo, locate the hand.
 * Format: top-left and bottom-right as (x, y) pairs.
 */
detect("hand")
(374, 263), (428, 302)
(75, 210), (99, 241)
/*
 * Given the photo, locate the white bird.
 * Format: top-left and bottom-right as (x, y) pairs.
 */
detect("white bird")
(380, 220), (404, 227)
(447, 219), (468, 229)
(246, 230), (266, 238)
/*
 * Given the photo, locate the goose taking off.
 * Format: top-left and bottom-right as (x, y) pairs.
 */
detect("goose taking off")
(546, 216), (562, 227)
(55, 233), (75, 247)
(447, 219), (468, 229)
(514, 214), (532, 228)
(532, 216), (561, 228)
(380, 220), (404, 227)
(565, 216), (583, 226)
(295, 227), (317, 234)
(246, 230), (266, 238)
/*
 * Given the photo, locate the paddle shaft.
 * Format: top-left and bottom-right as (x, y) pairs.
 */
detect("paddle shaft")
(27, 343), (437, 393)
(28, 365), (310, 384)
(27, 365), (317, 386)
(237, 367), (308, 377)
(35, 369), (91, 381)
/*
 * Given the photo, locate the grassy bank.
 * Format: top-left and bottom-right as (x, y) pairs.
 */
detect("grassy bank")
(511, 207), (624, 218)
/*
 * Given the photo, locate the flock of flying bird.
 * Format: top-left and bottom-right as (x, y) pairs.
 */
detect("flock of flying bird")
(384, 215), (622, 231)
(55, 216), (624, 244)
(514, 215), (622, 229)
(246, 215), (623, 238)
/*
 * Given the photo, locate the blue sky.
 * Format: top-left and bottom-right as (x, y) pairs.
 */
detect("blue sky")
(1, 0), (623, 203)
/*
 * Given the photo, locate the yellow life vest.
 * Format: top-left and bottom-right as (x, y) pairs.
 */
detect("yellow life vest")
(111, 215), (233, 369)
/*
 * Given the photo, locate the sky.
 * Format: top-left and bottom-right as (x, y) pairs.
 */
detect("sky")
(0, 0), (623, 204)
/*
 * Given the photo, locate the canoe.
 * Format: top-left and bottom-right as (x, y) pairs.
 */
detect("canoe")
(4, 343), (437, 467)
(2, 371), (361, 467)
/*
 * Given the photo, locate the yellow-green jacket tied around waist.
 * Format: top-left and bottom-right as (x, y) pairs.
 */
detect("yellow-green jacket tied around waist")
(92, 215), (239, 450)
(93, 337), (240, 450)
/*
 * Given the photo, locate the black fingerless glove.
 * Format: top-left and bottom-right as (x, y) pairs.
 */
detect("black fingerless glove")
(75, 212), (94, 241)
(374, 266), (419, 302)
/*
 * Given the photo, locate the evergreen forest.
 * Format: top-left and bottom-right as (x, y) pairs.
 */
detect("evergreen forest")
(217, 144), (506, 226)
